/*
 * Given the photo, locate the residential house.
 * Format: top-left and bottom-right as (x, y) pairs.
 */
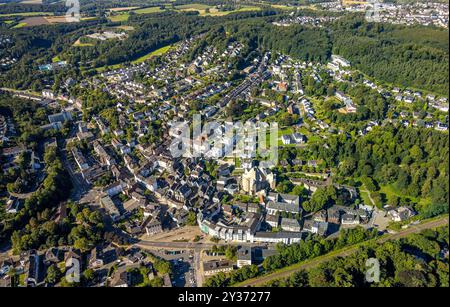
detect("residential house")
(110, 266), (130, 287)
(145, 219), (163, 235)
(388, 207), (416, 222)
(341, 213), (360, 225)
(265, 214), (279, 228)
(88, 245), (117, 269)
(280, 218), (301, 232)
(203, 260), (234, 276)
(266, 193), (301, 216)
(237, 247), (252, 268)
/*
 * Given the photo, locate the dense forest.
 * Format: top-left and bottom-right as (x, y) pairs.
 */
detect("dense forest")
(266, 227), (449, 287)
(331, 16), (449, 95)
(225, 20), (331, 62)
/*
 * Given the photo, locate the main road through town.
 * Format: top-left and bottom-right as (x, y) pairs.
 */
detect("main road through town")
(135, 240), (269, 252)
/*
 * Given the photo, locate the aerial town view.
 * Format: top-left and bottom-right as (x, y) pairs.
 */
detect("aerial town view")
(0, 0), (448, 295)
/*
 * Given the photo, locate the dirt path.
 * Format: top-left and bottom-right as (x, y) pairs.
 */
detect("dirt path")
(361, 186), (376, 207)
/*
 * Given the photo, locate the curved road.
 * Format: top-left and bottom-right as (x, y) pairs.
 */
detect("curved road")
(234, 216), (449, 287)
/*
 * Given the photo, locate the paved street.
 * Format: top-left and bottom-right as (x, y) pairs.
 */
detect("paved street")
(136, 240), (269, 251)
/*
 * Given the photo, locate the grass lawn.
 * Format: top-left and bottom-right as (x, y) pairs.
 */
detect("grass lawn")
(12, 22), (27, 28)
(207, 6), (261, 16)
(270, 4), (296, 10)
(85, 64), (123, 73)
(109, 13), (130, 22)
(93, 63), (124, 73)
(360, 190), (374, 207)
(175, 4), (213, 15)
(132, 45), (172, 64)
(307, 135), (321, 143)
(277, 127), (295, 146)
(52, 56), (61, 63)
(108, 6), (140, 12)
(175, 3), (212, 10)
(91, 43), (171, 73)
(21, 0), (43, 3)
(73, 39), (94, 47)
(278, 127), (294, 137)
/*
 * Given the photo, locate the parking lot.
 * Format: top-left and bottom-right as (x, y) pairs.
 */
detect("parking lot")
(370, 209), (391, 231)
(146, 249), (197, 287)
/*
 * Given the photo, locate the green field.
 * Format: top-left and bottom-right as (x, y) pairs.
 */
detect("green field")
(379, 184), (431, 207)
(95, 63), (124, 73)
(134, 7), (164, 14)
(0, 12), (53, 17)
(109, 6), (164, 21)
(174, 4), (261, 16)
(174, 4), (214, 16)
(90, 43), (172, 72)
(175, 3), (212, 10)
(108, 4), (260, 21)
(270, 4), (297, 10)
(132, 45), (172, 64)
(80, 17), (98, 21)
(73, 40), (95, 47)
(278, 127), (294, 136)
(109, 13), (131, 22)
(12, 22), (27, 28)
(221, 6), (261, 15)
(360, 190), (374, 207)
(380, 184), (415, 201)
